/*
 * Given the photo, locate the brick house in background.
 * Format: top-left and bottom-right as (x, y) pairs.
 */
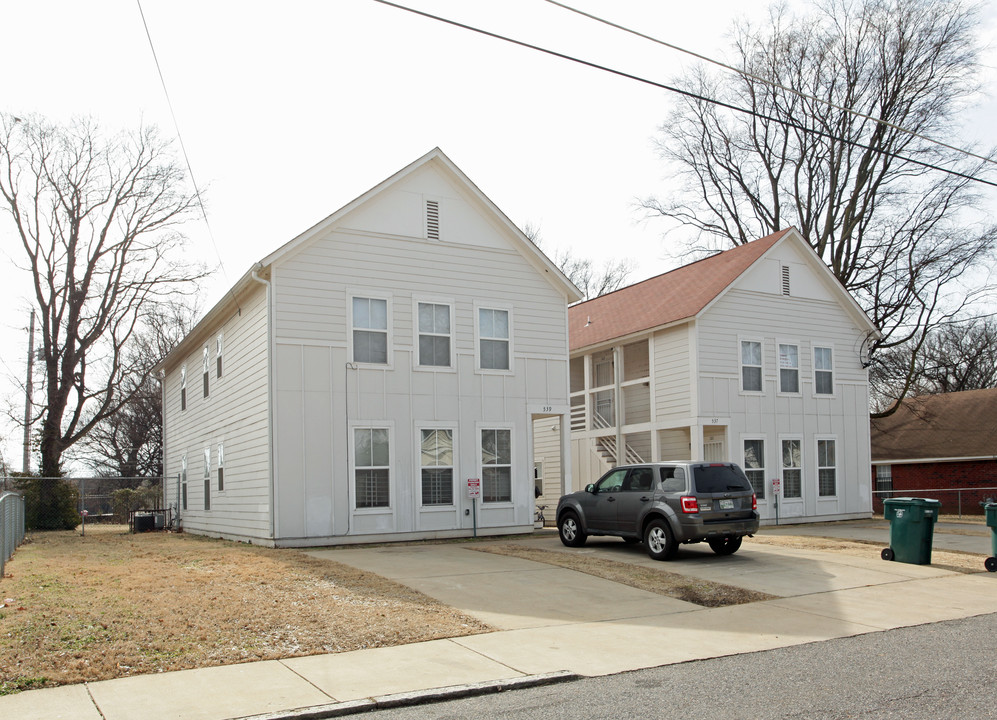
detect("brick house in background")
(871, 388), (997, 515)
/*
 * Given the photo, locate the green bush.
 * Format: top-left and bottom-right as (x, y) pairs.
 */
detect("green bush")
(111, 482), (160, 521)
(16, 476), (80, 531)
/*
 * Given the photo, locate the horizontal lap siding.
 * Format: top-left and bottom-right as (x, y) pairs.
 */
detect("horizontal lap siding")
(273, 232), (567, 355)
(163, 286), (272, 540)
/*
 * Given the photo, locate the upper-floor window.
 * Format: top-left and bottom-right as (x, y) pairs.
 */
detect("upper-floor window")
(418, 302), (451, 368)
(479, 308), (510, 371)
(740, 340), (762, 392)
(202, 346), (210, 398)
(814, 346), (833, 394)
(779, 343), (799, 393)
(180, 365), (187, 411)
(352, 297), (388, 364)
(216, 335), (223, 378)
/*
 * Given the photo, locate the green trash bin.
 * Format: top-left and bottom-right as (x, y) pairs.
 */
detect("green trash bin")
(984, 503), (997, 573)
(882, 497), (942, 565)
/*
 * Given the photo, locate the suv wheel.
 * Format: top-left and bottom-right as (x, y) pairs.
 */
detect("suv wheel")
(644, 518), (676, 560)
(707, 536), (742, 556)
(558, 511), (587, 547)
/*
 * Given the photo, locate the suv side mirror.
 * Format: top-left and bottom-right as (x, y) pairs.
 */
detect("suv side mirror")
(585, 483), (596, 494)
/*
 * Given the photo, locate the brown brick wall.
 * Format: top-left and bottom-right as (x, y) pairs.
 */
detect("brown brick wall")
(872, 459), (997, 515)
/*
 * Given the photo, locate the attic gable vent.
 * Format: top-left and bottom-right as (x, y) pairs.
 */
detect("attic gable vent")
(425, 199), (440, 240)
(781, 265), (791, 296)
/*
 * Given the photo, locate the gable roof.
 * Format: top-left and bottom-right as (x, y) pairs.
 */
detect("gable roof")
(871, 388), (997, 463)
(569, 228), (878, 352)
(159, 148), (581, 372)
(569, 229), (788, 350)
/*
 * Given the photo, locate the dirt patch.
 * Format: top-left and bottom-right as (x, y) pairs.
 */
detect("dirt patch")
(472, 543), (776, 607)
(752, 534), (988, 574)
(0, 526), (490, 695)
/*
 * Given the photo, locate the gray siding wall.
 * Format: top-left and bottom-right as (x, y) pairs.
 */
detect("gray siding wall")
(697, 287), (872, 519)
(163, 285), (271, 541)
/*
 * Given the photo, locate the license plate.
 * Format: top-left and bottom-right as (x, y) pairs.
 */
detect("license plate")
(719, 499), (735, 510)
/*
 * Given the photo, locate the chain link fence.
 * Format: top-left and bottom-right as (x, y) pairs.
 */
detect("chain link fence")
(1, 491), (26, 580)
(0, 476), (164, 530)
(873, 485), (997, 518)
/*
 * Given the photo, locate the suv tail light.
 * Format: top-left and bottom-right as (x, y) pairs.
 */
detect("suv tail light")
(680, 496), (699, 514)
(752, 493), (757, 511)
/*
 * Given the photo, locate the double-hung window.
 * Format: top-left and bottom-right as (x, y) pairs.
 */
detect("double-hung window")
(181, 454), (188, 510)
(354, 428), (390, 508)
(418, 302), (452, 368)
(814, 346), (833, 395)
(742, 439), (765, 499)
(817, 439), (837, 496)
(479, 308), (510, 371)
(180, 365), (187, 411)
(481, 428), (512, 502)
(420, 429), (454, 505)
(216, 335), (224, 378)
(203, 448), (211, 511)
(779, 343), (799, 393)
(352, 297), (388, 364)
(740, 340), (762, 392)
(217, 443), (225, 492)
(202, 347), (210, 398)
(782, 439), (802, 498)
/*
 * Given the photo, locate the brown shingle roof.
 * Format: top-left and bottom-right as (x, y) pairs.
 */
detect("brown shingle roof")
(871, 388), (997, 462)
(569, 229), (791, 351)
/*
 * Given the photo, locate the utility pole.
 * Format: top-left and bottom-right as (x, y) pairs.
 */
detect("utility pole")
(23, 309), (34, 474)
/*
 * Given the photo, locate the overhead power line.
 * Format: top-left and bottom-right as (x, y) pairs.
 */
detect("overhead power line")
(544, 0), (997, 169)
(370, 0), (997, 189)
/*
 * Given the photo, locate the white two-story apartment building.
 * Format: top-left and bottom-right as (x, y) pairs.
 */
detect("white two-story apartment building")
(158, 148), (581, 546)
(563, 229), (878, 523)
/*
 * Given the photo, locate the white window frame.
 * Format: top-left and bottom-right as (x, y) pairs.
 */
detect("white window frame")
(350, 423), (394, 512)
(180, 365), (187, 411)
(777, 340), (801, 395)
(780, 435), (804, 500)
(475, 303), (513, 374)
(738, 337), (764, 394)
(413, 298), (456, 371)
(813, 344), (835, 397)
(202, 346), (210, 399)
(216, 334), (224, 379)
(181, 453), (188, 511)
(478, 424), (514, 504)
(348, 293), (393, 368)
(741, 436), (766, 501)
(417, 425), (457, 508)
(203, 447), (211, 511)
(816, 436), (838, 498)
(217, 442), (225, 492)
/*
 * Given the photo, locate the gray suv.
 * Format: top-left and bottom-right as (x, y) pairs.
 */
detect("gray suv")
(556, 462), (759, 560)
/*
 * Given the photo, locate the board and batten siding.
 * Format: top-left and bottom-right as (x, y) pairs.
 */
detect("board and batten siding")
(696, 286), (872, 519)
(163, 284), (272, 542)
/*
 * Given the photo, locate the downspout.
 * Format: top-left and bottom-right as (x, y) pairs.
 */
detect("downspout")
(158, 369), (169, 512)
(250, 264), (276, 543)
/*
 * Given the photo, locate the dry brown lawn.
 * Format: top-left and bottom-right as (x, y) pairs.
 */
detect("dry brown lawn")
(473, 543), (775, 606)
(0, 526), (489, 695)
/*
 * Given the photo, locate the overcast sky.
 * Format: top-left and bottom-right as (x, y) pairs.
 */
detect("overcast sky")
(2, 0), (996, 471)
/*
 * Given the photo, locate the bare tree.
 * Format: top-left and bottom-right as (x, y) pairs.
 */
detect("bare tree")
(75, 300), (201, 481)
(643, 0), (997, 414)
(871, 316), (997, 409)
(0, 114), (206, 482)
(523, 222), (634, 300)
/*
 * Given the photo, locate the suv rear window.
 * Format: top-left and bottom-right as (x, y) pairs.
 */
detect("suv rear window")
(693, 464), (752, 494)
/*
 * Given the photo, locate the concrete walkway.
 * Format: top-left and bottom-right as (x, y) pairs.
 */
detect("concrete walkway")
(3, 528), (996, 720)
(762, 517), (992, 554)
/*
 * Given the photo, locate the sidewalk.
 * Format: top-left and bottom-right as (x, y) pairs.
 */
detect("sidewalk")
(3, 530), (996, 720)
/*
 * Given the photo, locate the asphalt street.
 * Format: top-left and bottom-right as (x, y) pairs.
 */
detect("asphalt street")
(366, 612), (997, 720)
